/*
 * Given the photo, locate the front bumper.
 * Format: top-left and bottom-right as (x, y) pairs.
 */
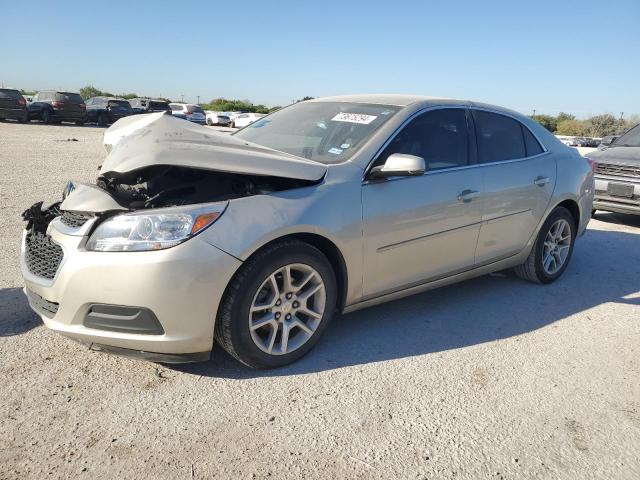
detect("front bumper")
(21, 218), (242, 358)
(593, 175), (640, 215)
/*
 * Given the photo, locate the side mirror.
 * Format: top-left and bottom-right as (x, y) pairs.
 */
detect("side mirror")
(369, 154), (426, 179)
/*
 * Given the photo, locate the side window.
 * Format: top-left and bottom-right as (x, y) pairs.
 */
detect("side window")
(473, 110), (526, 163)
(376, 108), (469, 170)
(522, 125), (544, 156)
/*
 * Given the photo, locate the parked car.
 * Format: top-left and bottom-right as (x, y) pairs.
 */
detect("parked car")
(598, 135), (619, 149)
(21, 95), (593, 368)
(128, 98), (171, 114)
(169, 103), (206, 124)
(205, 111), (231, 126)
(85, 97), (135, 126)
(28, 91), (86, 125)
(586, 123), (640, 216)
(0, 88), (29, 122)
(231, 112), (265, 128)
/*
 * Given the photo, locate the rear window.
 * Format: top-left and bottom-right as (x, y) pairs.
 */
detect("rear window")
(187, 105), (204, 114)
(108, 100), (132, 110)
(170, 104), (183, 111)
(523, 126), (544, 156)
(150, 101), (169, 110)
(55, 92), (83, 103)
(0, 89), (23, 100)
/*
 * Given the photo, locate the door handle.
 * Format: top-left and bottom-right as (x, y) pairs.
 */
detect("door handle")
(457, 189), (480, 203)
(534, 176), (550, 186)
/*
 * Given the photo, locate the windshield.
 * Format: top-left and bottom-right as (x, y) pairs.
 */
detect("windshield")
(614, 123), (640, 147)
(234, 102), (401, 164)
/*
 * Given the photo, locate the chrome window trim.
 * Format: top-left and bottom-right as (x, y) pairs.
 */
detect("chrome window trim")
(363, 105), (549, 183)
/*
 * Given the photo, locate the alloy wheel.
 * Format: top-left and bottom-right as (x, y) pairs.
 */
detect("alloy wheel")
(248, 263), (326, 355)
(542, 218), (572, 275)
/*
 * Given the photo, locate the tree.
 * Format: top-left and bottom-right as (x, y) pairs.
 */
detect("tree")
(556, 119), (587, 136)
(118, 93), (139, 100)
(202, 98), (271, 114)
(584, 113), (619, 137)
(530, 114), (557, 133)
(557, 112), (575, 123)
(295, 96), (315, 103)
(80, 85), (113, 100)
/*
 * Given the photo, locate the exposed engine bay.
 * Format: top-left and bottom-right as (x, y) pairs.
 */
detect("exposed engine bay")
(98, 165), (316, 209)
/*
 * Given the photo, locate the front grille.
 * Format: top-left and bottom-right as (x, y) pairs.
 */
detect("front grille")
(594, 162), (640, 178)
(60, 210), (93, 228)
(25, 232), (64, 280)
(25, 288), (59, 318)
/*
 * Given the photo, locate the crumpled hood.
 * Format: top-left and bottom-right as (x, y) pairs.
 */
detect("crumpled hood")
(586, 146), (640, 167)
(100, 112), (327, 181)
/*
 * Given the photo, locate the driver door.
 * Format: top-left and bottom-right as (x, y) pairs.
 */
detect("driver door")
(361, 108), (483, 297)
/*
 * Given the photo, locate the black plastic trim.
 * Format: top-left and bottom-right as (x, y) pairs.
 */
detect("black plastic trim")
(88, 343), (210, 364)
(84, 304), (165, 335)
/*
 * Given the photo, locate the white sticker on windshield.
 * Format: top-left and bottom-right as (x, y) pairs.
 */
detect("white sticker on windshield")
(328, 147), (343, 155)
(331, 112), (378, 125)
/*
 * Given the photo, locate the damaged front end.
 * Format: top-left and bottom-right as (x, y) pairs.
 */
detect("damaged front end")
(21, 112), (324, 275)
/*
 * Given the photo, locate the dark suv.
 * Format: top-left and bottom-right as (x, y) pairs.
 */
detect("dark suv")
(85, 97), (134, 126)
(128, 98), (171, 115)
(0, 88), (29, 122)
(29, 91), (86, 125)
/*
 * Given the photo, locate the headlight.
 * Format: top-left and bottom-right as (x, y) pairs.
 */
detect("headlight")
(86, 202), (227, 252)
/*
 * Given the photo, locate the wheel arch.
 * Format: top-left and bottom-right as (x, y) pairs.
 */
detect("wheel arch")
(238, 232), (349, 312)
(553, 198), (580, 229)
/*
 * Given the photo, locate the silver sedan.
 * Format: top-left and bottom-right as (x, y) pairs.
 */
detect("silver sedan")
(21, 95), (594, 368)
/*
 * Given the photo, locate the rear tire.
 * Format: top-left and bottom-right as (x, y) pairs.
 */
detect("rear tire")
(19, 111), (29, 123)
(215, 240), (337, 369)
(514, 206), (576, 284)
(41, 109), (51, 124)
(206, 118), (213, 126)
(97, 113), (107, 127)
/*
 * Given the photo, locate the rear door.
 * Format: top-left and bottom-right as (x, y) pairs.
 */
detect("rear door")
(472, 109), (556, 265)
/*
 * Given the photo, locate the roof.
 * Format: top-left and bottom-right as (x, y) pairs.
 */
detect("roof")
(310, 94), (455, 107)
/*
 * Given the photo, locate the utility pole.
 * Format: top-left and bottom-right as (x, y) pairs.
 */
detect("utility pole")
(197, 95), (200, 105)
(620, 112), (624, 120)
(181, 94), (184, 103)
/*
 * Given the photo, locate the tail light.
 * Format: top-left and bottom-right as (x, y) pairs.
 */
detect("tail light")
(79, 104), (86, 110)
(18, 98), (26, 106)
(52, 101), (64, 108)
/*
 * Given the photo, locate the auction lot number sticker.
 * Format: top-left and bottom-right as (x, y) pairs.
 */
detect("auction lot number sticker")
(331, 112), (378, 124)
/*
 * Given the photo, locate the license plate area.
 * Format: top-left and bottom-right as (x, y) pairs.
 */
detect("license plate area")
(607, 182), (634, 198)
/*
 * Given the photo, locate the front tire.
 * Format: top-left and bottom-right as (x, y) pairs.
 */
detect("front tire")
(41, 109), (51, 124)
(215, 240), (337, 368)
(514, 206), (576, 284)
(97, 113), (107, 127)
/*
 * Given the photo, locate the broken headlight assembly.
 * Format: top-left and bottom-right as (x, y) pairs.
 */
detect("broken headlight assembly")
(86, 202), (227, 252)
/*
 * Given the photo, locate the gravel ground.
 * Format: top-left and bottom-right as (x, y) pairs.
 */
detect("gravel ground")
(1, 121), (639, 479)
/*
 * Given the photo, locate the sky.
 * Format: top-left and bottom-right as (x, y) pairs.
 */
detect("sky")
(2, 0), (639, 118)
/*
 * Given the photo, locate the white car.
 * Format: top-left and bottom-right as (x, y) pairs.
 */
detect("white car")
(169, 103), (206, 125)
(205, 111), (231, 127)
(232, 112), (266, 128)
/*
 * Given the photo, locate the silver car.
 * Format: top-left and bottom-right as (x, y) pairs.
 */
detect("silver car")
(21, 95), (594, 368)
